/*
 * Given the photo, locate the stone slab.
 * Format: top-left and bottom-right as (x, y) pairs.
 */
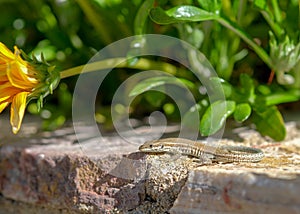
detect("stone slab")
(0, 115), (299, 213)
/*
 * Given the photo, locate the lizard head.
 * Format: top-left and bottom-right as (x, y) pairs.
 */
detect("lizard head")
(139, 138), (181, 153)
(139, 139), (168, 153)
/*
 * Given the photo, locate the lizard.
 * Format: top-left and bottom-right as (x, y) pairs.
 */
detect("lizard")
(139, 138), (264, 163)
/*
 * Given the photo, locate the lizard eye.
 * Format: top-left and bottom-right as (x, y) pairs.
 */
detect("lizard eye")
(149, 144), (153, 148)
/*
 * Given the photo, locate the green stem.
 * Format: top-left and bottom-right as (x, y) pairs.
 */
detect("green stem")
(216, 17), (274, 69)
(271, 0), (282, 23)
(260, 10), (283, 38)
(134, 0), (155, 35)
(236, 0), (247, 25)
(60, 57), (179, 79)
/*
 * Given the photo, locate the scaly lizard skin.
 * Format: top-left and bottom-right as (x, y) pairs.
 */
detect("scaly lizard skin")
(139, 138), (264, 163)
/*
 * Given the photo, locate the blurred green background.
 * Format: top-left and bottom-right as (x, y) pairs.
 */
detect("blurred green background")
(0, 0), (144, 130)
(0, 0), (299, 140)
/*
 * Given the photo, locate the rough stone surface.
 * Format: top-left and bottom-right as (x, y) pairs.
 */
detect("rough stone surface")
(171, 168), (300, 214)
(0, 115), (300, 213)
(0, 143), (147, 213)
(0, 117), (149, 213)
(169, 121), (300, 214)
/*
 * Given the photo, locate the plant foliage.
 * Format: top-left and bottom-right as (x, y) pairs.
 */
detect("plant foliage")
(1, 0), (299, 140)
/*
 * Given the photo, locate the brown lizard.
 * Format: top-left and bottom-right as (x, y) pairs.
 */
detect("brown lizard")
(139, 138), (264, 163)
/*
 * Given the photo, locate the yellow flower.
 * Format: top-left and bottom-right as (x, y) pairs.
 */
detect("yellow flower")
(0, 42), (60, 134)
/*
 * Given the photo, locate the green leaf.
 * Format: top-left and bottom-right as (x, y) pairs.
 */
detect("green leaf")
(233, 103), (252, 122)
(200, 100), (236, 136)
(182, 100), (208, 131)
(209, 77), (232, 98)
(252, 106), (286, 141)
(269, 32), (300, 85)
(239, 73), (255, 103)
(257, 85), (271, 95)
(149, 6), (217, 25)
(264, 90), (300, 106)
(129, 76), (194, 97)
(240, 73), (254, 93)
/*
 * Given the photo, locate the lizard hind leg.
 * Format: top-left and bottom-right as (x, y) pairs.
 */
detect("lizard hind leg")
(190, 154), (213, 165)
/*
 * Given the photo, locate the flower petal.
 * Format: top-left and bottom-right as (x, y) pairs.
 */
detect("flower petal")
(0, 82), (22, 102)
(0, 42), (14, 61)
(7, 61), (38, 89)
(0, 63), (8, 78)
(10, 91), (29, 134)
(0, 101), (9, 113)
